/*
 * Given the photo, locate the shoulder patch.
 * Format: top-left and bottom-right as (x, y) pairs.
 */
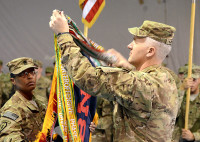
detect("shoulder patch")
(3, 111), (19, 121)
(0, 120), (11, 132)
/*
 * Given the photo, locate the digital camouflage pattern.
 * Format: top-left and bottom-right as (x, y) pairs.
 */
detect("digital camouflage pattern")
(92, 97), (114, 142)
(33, 76), (51, 109)
(128, 20), (176, 45)
(172, 92), (200, 141)
(172, 65), (200, 141)
(182, 64), (200, 79)
(178, 66), (185, 74)
(0, 91), (46, 141)
(57, 34), (179, 142)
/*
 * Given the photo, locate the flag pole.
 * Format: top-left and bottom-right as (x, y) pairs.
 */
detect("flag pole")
(185, 0), (196, 130)
(84, 24), (88, 38)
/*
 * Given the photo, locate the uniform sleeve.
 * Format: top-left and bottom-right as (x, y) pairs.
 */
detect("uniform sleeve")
(57, 34), (154, 114)
(193, 131), (200, 141)
(0, 110), (27, 142)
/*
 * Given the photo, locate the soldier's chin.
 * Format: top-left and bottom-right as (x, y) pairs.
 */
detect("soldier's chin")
(29, 86), (36, 91)
(128, 59), (134, 65)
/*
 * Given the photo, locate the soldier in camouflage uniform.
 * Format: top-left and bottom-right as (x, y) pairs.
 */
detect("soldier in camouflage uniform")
(45, 66), (54, 80)
(0, 57), (46, 141)
(178, 65), (187, 82)
(0, 60), (13, 107)
(172, 64), (200, 142)
(50, 10), (179, 141)
(92, 97), (114, 142)
(33, 60), (51, 109)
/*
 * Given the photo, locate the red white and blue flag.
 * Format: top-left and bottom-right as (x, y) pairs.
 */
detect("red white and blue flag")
(79, 0), (105, 28)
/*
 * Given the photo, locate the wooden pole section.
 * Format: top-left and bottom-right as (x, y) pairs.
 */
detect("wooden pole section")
(84, 24), (88, 38)
(185, 0), (196, 130)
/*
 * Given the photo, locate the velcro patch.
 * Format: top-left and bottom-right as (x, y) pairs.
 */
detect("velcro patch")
(3, 111), (19, 121)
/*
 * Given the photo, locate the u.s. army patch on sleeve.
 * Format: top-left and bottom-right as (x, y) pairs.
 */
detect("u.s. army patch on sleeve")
(0, 120), (11, 132)
(0, 111), (19, 133)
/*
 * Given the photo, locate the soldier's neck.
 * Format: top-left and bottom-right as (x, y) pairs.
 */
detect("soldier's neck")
(18, 90), (33, 100)
(137, 59), (162, 71)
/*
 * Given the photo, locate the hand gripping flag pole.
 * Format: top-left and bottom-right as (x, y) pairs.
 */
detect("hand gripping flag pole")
(185, 0), (196, 130)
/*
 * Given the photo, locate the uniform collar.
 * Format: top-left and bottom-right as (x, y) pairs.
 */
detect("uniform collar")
(15, 91), (39, 112)
(141, 64), (161, 73)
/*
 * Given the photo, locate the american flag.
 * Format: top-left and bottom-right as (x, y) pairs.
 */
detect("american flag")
(79, 0), (105, 28)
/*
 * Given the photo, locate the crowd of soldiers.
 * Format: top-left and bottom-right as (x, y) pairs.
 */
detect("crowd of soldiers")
(2, 57), (200, 141)
(1, 10), (200, 141)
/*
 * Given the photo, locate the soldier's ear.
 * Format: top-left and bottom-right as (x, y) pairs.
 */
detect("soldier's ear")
(146, 46), (155, 57)
(10, 78), (16, 86)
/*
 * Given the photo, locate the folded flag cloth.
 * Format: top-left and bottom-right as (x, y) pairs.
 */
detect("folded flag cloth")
(66, 15), (117, 64)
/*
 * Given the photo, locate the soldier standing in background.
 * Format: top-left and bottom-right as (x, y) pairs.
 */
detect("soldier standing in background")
(0, 60), (13, 107)
(172, 64), (200, 142)
(92, 97), (114, 142)
(50, 10), (179, 141)
(45, 66), (54, 80)
(178, 65), (187, 82)
(0, 57), (46, 141)
(33, 60), (51, 109)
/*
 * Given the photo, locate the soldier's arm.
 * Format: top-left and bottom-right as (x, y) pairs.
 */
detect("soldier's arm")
(0, 111), (27, 142)
(58, 34), (154, 112)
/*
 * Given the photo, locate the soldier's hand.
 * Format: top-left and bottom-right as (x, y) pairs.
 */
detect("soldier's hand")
(89, 122), (96, 133)
(49, 9), (69, 34)
(182, 129), (195, 141)
(181, 78), (193, 90)
(107, 49), (133, 70)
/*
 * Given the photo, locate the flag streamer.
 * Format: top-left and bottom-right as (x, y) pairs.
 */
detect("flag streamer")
(66, 15), (116, 64)
(35, 14), (111, 141)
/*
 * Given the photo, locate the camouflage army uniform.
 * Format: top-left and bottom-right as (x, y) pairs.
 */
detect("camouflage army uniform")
(172, 93), (200, 142)
(56, 21), (179, 141)
(172, 65), (200, 141)
(92, 98), (114, 142)
(0, 73), (13, 107)
(45, 66), (54, 80)
(0, 91), (46, 141)
(33, 76), (51, 108)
